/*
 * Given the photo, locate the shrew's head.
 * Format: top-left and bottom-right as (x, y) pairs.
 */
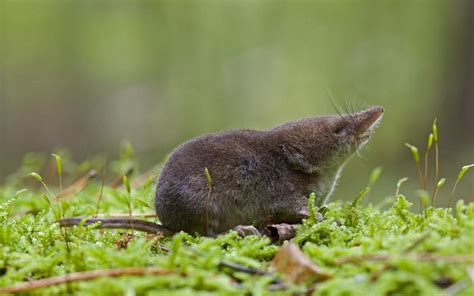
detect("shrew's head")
(274, 106), (384, 173)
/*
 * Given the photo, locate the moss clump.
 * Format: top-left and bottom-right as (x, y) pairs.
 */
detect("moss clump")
(0, 151), (473, 295)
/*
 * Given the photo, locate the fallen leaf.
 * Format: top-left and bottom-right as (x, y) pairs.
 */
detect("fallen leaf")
(264, 223), (298, 243)
(268, 243), (332, 284)
(57, 170), (97, 199)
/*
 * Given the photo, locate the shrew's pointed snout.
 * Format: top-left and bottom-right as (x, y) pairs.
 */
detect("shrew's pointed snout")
(353, 106), (384, 135)
(366, 106), (384, 124)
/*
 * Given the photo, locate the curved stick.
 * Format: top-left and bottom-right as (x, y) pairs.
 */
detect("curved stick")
(58, 218), (174, 236)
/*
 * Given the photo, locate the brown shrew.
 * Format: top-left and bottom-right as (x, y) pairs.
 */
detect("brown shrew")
(60, 106), (384, 237)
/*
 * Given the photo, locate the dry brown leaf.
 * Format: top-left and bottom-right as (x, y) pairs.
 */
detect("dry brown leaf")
(268, 243), (332, 284)
(131, 171), (157, 187)
(57, 170), (97, 199)
(110, 168), (134, 188)
(264, 223), (299, 243)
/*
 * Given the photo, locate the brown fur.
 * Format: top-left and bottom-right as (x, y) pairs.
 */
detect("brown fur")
(155, 106), (384, 235)
(60, 106), (383, 236)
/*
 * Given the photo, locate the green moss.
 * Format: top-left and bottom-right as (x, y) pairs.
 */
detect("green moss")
(0, 153), (473, 295)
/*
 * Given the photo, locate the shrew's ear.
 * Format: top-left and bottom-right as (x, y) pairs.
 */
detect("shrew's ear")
(280, 143), (318, 174)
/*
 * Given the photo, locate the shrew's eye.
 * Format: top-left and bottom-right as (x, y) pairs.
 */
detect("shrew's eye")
(334, 126), (344, 134)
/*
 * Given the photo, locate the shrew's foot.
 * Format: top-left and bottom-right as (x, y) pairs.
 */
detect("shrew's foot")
(233, 225), (261, 237)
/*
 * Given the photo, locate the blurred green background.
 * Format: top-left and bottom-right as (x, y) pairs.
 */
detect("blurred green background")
(1, 0), (473, 204)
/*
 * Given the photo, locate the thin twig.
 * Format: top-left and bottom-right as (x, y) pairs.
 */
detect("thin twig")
(95, 156), (108, 217)
(443, 280), (468, 296)
(219, 261), (284, 286)
(0, 267), (177, 294)
(402, 232), (430, 254)
(204, 168), (213, 235)
(336, 253), (474, 265)
(58, 218), (174, 236)
(423, 150), (429, 191)
(432, 144), (440, 205)
(415, 162), (424, 190)
(219, 261), (272, 276)
(189, 246), (284, 285)
(368, 233), (430, 281)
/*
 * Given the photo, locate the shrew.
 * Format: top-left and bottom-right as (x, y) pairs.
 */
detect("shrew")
(60, 106), (384, 237)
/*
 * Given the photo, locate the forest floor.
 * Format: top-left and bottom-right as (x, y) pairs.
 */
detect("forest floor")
(0, 147), (473, 295)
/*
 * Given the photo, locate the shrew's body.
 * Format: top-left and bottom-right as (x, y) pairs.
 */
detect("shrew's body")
(61, 106), (384, 237)
(155, 106), (384, 235)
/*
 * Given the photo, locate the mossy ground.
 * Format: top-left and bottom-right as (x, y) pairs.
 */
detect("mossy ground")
(0, 151), (473, 295)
